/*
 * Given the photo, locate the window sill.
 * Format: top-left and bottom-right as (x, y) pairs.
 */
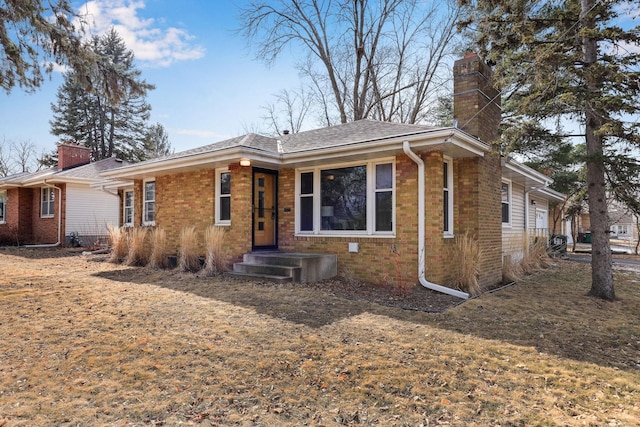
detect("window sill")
(502, 223), (512, 228)
(214, 222), (231, 227)
(0, 221), (5, 225)
(142, 221), (156, 227)
(41, 215), (54, 219)
(444, 233), (455, 239)
(295, 232), (396, 239)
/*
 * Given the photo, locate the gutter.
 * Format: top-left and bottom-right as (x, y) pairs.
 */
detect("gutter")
(25, 181), (62, 248)
(402, 141), (470, 299)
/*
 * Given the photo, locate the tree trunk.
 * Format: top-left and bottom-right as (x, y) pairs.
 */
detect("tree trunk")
(582, 0), (615, 301)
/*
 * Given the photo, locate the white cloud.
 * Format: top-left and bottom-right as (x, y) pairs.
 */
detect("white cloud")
(75, 0), (205, 67)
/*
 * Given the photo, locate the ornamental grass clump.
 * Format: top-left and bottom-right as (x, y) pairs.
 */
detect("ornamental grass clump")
(107, 225), (128, 263)
(451, 231), (482, 296)
(126, 227), (149, 266)
(148, 227), (169, 269)
(521, 234), (551, 274)
(201, 225), (229, 276)
(178, 226), (200, 272)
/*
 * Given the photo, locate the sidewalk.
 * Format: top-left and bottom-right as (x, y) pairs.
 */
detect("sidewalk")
(570, 240), (637, 255)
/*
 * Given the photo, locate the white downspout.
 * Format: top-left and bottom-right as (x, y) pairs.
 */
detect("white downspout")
(402, 141), (470, 299)
(25, 181), (62, 248)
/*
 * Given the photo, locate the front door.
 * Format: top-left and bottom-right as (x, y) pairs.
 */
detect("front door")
(253, 169), (277, 249)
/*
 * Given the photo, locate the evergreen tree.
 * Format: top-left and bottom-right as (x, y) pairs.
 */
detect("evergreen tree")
(1, 0), (87, 93)
(50, 28), (154, 163)
(142, 123), (173, 160)
(464, 0), (640, 301)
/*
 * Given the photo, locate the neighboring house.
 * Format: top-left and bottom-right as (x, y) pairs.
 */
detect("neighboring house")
(501, 158), (566, 260)
(99, 53), (564, 296)
(0, 143), (125, 247)
(608, 201), (638, 242)
(568, 200), (638, 244)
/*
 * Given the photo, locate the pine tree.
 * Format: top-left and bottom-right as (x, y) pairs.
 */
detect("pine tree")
(142, 123), (173, 160)
(464, 0), (640, 301)
(50, 28), (154, 163)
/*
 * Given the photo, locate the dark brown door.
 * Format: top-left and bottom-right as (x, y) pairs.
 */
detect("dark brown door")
(253, 170), (277, 248)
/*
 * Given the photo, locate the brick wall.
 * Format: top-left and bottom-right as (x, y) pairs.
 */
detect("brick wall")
(130, 165), (254, 260)
(279, 155), (422, 288)
(30, 185), (65, 245)
(452, 53), (503, 287)
(155, 170), (215, 253)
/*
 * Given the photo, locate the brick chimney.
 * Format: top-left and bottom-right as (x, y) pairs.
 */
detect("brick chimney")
(57, 143), (92, 170)
(453, 53), (501, 144)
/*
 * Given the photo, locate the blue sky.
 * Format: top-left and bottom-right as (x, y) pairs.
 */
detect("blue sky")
(0, 0), (301, 156)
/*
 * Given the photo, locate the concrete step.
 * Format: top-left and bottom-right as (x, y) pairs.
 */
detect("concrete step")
(229, 252), (337, 283)
(225, 271), (293, 283)
(232, 261), (302, 281)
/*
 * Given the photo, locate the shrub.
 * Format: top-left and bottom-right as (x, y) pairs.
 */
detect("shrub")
(178, 226), (200, 272)
(107, 225), (128, 263)
(148, 227), (169, 269)
(521, 235), (551, 274)
(502, 254), (523, 284)
(451, 231), (482, 296)
(126, 227), (149, 266)
(202, 225), (229, 276)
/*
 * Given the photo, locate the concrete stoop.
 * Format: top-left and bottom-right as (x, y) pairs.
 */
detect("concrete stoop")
(226, 252), (337, 283)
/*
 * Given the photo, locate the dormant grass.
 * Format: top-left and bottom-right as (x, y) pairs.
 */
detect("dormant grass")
(107, 225), (127, 263)
(201, 225), (229, 276)
(126, 227), (149, 266)
(451, 231), (482, 296)
(1, 250), (639, 426)
(178, 226), (200, 272)
(148, 227), (169, 269)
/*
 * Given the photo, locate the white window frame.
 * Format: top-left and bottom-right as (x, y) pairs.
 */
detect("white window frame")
(215, 168), (231, 226)
(294, 158), (396, 237)
(443, 156), (454, 238)
(143, 179), (156, 226)
(123, 189), (134, 227)
(501, 179), (512, 226)
(41, 187), (55, 218)
(0, 190), (6, 224)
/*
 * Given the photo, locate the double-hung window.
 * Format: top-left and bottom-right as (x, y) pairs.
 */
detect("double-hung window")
(143, 180), (156, 225)
(41, 188), (55, 218)
(443, 157), (454, 237)
(216, 168), (231, 225)
(296, 160), (395, 236)
(501, 180), (511, 225)
(0, 191), (6, 223)
(123, 190), (134, 227)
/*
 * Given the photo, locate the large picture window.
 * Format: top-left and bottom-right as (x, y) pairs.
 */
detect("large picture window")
(143, 180), (155, 225)
(216, 169), (231, 224)
(41, 187), (55, 218)
(0, 191), (6, 223)
(297, 160), (395, 236)
(123, 190), (134, 227)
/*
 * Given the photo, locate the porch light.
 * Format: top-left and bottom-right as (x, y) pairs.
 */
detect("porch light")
(240, 158), (251, 167)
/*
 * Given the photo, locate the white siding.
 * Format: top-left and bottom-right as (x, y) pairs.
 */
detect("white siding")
(65, 184), (119, 238)
(502, 182), (526, 260)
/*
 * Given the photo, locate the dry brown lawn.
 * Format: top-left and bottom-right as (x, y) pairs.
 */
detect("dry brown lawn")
(1, 248), (639, 426)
